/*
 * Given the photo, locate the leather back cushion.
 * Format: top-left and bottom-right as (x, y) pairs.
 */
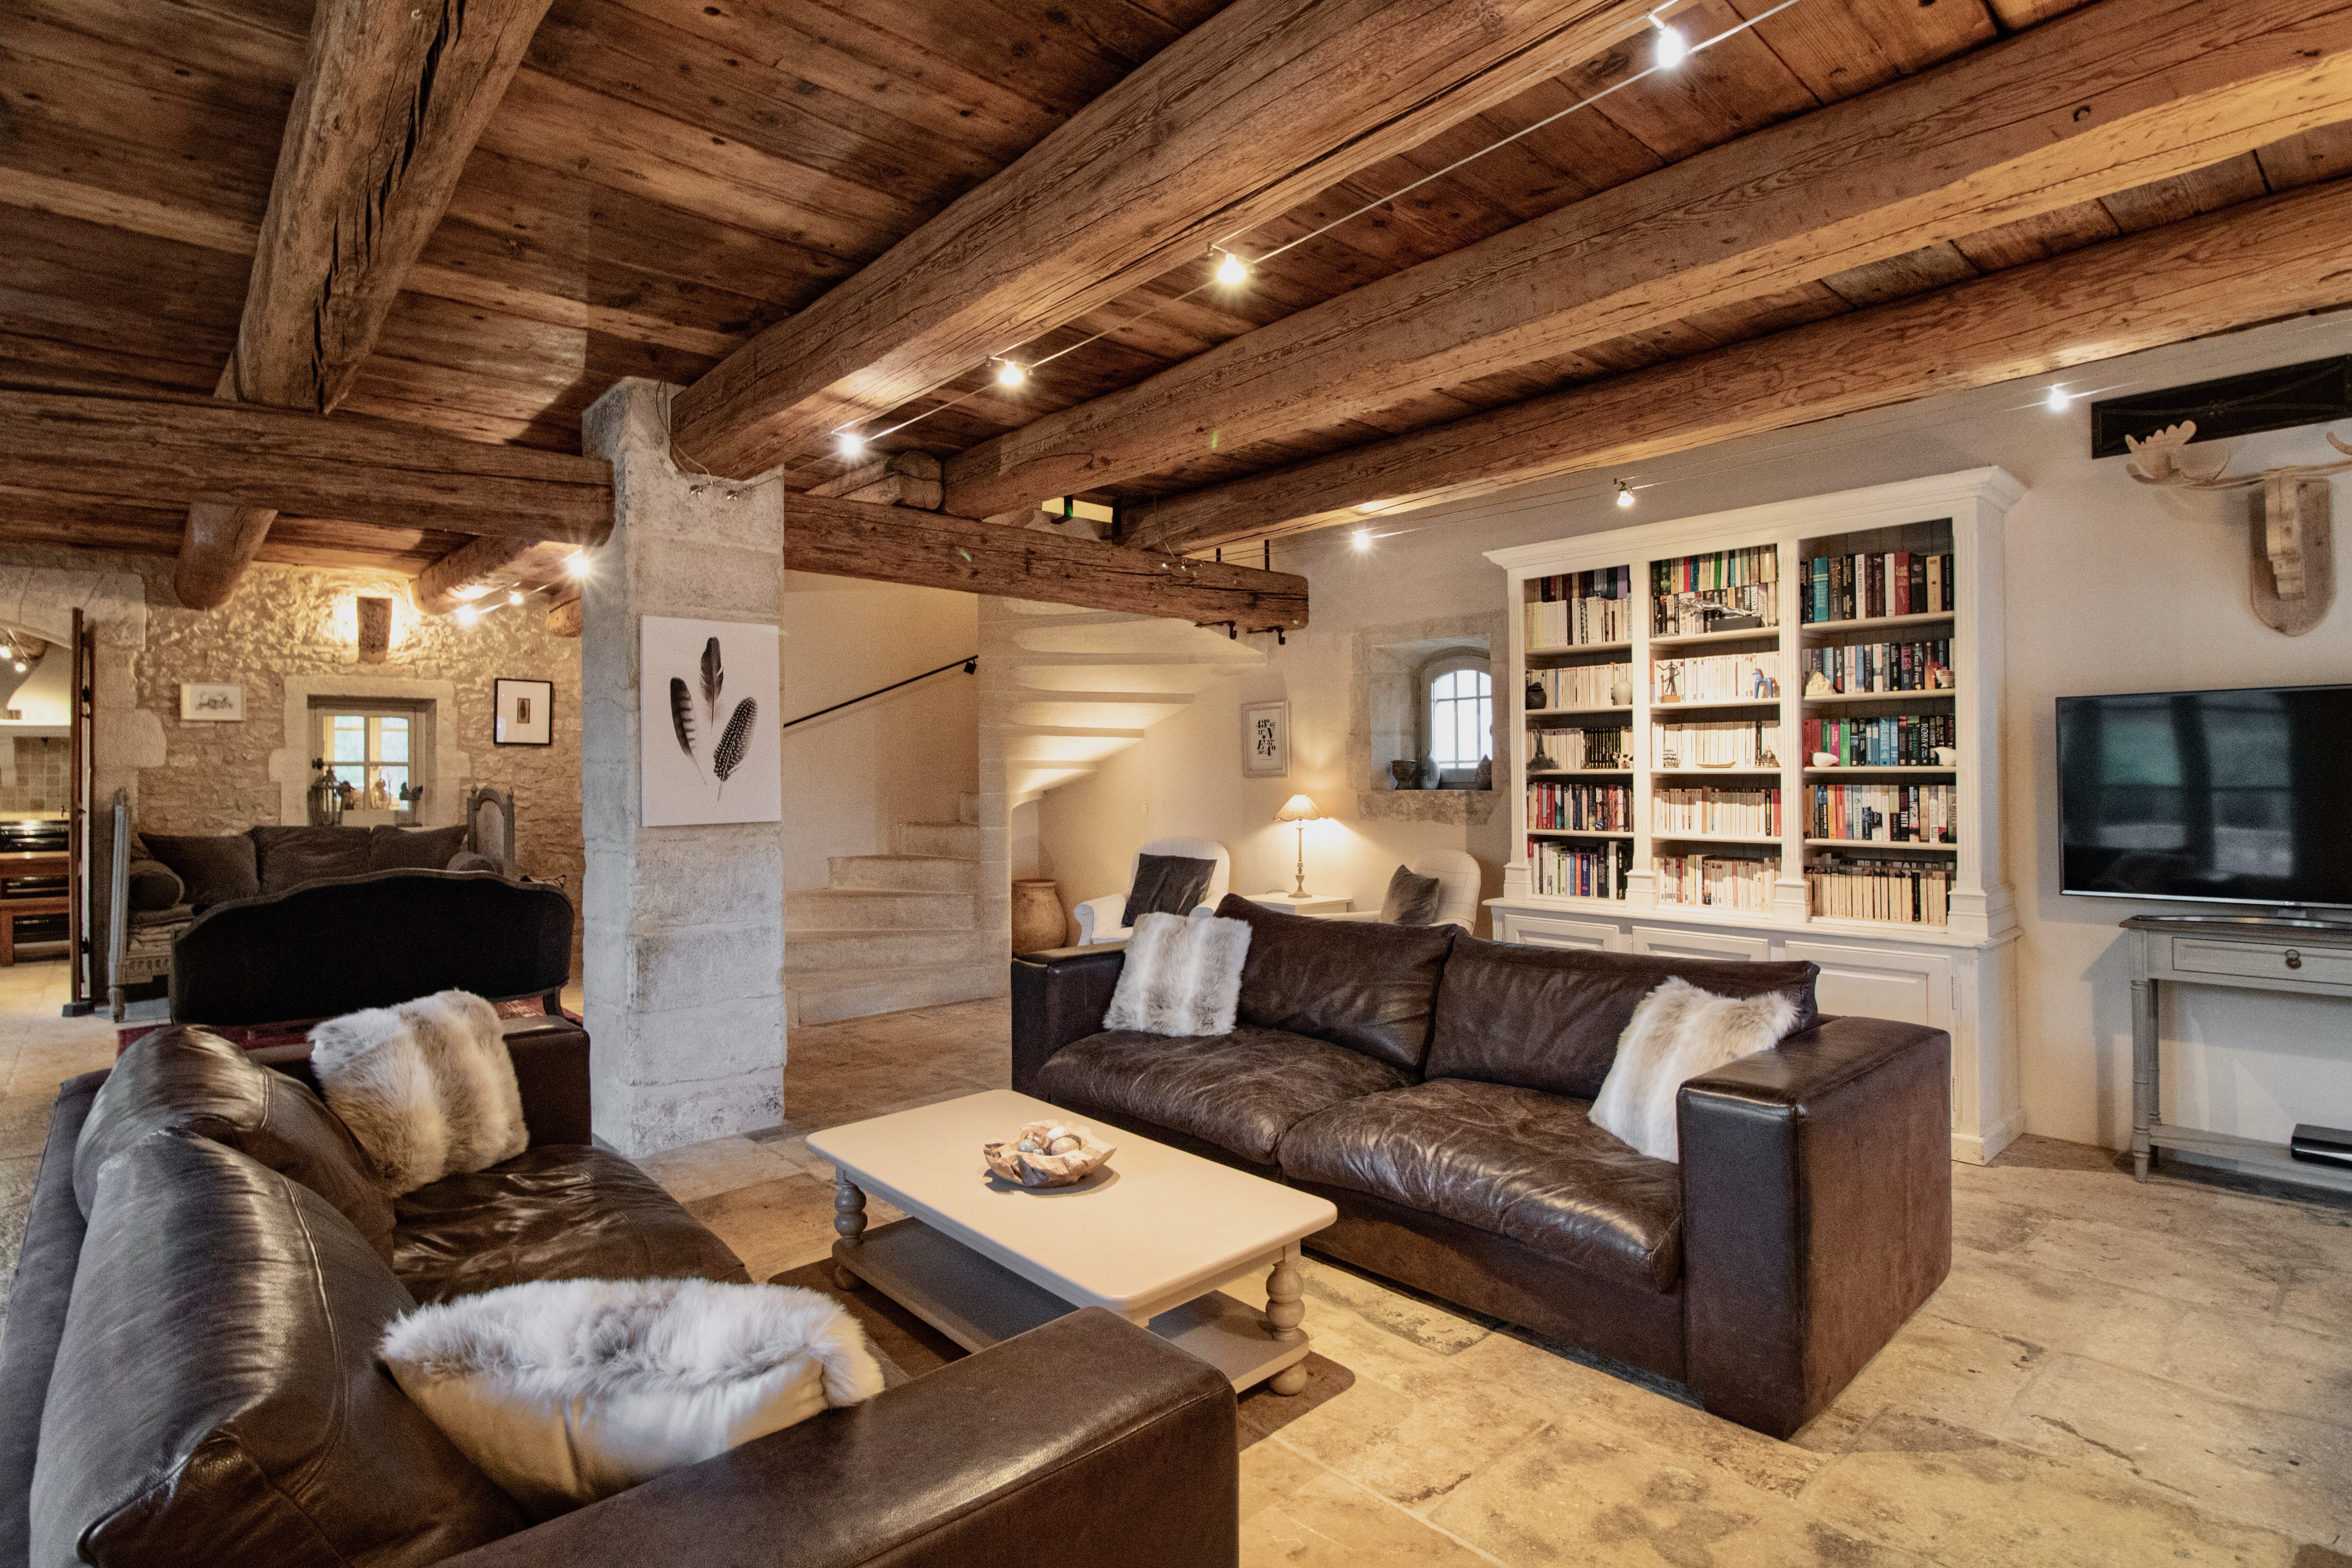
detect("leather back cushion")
(139, 831), (259, 910)
(370, 823), (470, 872)
(30, 1130), (523, 1567)
(252, 825), (375, 893)
(76, 1025), (396, 1263)
(1217, 893), (1458, 1071)
(1426, 935), (1820, 1099)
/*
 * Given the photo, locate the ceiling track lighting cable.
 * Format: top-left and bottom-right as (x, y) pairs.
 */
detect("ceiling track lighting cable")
(833, 0), (1809, 454)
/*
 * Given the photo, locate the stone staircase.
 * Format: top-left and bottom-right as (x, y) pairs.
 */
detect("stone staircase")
(784, 792), (1001, 1026)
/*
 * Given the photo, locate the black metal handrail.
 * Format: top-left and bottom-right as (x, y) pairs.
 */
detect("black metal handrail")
(780, 655), (978, 730)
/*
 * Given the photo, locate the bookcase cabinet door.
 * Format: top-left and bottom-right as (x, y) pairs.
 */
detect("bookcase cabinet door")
(1780, 939), (1951, 1031)
(1630, 926), (1773, 963)
(1496, 913), (1619, 952)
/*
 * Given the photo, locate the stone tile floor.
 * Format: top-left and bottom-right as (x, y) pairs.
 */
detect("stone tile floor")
(1, 969), (2347, 1566)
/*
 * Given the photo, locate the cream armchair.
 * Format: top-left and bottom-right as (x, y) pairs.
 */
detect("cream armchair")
(1326, 849), (1485, 932)
(1073, 837), (1232, 945)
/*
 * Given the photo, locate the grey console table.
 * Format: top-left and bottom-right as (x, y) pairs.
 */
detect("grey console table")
(2127, 914), (2352, 1196)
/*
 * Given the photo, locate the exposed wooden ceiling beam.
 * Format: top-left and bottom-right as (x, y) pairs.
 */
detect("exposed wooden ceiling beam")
(1120, 174), (2352, 553)
(2, 391), (612, 542)
(413, 537), (585, 615)
(176, 0), (555, 610)
(786, 494), (1307, 633)
(945, 0), (2352, 519)
(668, 0), (1671, 479)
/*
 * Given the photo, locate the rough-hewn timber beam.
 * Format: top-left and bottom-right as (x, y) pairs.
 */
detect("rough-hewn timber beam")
(808, 450), (944, 510)
(1122, 176), (2352, 553)
(413, 537), (584, 615)
(3, 392), (612, 543)
(786, 493), (1307, 633)
(669, 0), (1668, 479)
(177, 0), (554, 610)
(947, 0), (2352, 518)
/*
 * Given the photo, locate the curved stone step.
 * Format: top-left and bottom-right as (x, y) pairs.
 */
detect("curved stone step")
(895, 821), (981, 858)
(827, 854), (979, 892)
(786, 927), (1004, 971)
(787, 959), (1007, 1026)
(786, 888), (974, 932)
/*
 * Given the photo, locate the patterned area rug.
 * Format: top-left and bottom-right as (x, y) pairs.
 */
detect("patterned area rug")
(765, 1258), (1350, 1446)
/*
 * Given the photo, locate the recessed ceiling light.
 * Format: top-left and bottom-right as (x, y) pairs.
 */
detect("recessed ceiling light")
(1214, 250), (1249, 287)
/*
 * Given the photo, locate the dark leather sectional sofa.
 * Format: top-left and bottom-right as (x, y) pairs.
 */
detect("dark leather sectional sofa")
(2, 1014), (1236, 1566)
(1013, 894), (1954, 1438)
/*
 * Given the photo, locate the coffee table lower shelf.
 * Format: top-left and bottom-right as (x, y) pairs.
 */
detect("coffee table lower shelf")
(833, 1217), (1310, 1394)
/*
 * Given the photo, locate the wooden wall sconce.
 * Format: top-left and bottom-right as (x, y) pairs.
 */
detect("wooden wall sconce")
(2125, 421), (2344, 636)
(356, 596), (392, 663)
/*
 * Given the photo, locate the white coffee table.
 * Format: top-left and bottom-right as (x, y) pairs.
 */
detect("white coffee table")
(808, 1089), (1337, 1394)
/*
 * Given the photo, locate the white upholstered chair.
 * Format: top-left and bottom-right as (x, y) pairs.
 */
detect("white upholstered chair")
(1073, 837), (1232, 945)
(1328, 848), (1485, 931)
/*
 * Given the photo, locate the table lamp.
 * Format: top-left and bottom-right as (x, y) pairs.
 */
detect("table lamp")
(1273, 794), (1323, 896)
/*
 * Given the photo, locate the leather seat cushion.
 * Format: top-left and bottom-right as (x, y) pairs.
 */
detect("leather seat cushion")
(394, 1144), (750, 1304)
(1214, 893), (1458, 1071)
(31, 1129), (522, 1567)
(1035, 1026), (1414, 1166)
(1425, 934), (1820, 1099)
(1278, 1078), (1684, 1293)
(74, 1024), (396, 1262)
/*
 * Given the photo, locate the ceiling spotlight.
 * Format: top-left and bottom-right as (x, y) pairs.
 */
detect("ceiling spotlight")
(565, 552), (592, 579)
(507, 590), (525, 605)
(836, 431), (867, 460)
(995, 359), (1026, 388)
(455, 605), (479, 627)
(10, 663), (22, 675)
(2045, 385), (2073, 412)
(1615, 479), (1636, 509)
(1651, 15), (1688, 68)
(1352, 528), (1373, 551)
(1213, 250), (1249, 287)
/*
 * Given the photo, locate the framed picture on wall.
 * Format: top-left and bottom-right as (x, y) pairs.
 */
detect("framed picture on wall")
(179, 683), (243, 721)
(494, 678), (554, 746)
(641, 616), (782, 826)
(1241, 700), (1289, 778)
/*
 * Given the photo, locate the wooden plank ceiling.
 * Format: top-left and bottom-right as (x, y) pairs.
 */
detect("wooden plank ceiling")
(6, 0), (2352, 589)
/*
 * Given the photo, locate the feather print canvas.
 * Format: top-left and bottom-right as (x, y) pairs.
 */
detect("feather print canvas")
(639, 617), (782, 826)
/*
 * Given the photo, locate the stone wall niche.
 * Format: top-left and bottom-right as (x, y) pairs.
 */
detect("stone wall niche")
(579, 379), (787, 1158)
(1349, 611), (1503, 826)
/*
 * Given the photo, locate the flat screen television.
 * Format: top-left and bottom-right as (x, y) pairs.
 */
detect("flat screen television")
(2057, 684), (2352, 909)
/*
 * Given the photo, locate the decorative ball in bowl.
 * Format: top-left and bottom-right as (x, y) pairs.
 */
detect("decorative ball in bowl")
(983, 1120), (1115, 1189)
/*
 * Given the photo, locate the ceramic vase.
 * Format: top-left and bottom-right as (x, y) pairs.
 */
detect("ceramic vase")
(1010, 879), (1066, 953)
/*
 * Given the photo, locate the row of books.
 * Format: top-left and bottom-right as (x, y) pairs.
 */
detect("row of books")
(1530, 662), (1630, 710)
(1653, 787), (1782, 838)
(1808, 783), (1956, 844)
(1653, 548), (1781, 637)
(1804, 713), (1956, 768)
(1655, 852), (1776, 912)
(1528, 782), (1632, 832)
(1653, 546), (1778, 596)
(1527, 567), (1635, 649)
(1806, 855), (1952, 926)
(1528, 838), (1631, 900)
(1800, 640), (1953, 696)
(1800, 550), (1954, 624)
(1528, 725), (1630, 770)
(1654, 652), (1779, 704)
(1653, 719), (1781, 770)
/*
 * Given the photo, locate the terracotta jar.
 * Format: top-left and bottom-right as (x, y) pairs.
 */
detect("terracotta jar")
(1011, 879), (1067, 953)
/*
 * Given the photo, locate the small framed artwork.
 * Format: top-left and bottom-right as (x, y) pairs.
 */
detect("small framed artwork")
(179, 683), (243, 721)
(1241, 700), (1289, 779)
(494, 678), (554, 746)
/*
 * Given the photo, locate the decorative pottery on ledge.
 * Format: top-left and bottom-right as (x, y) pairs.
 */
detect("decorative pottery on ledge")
(983, 1120), (1114, 1188)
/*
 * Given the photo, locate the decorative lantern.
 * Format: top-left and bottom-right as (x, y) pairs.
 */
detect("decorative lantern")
(307, 760), (344, 827)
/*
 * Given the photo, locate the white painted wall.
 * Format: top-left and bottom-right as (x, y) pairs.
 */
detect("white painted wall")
(1039, 311), (2352, 1151)
(782, 573), (978, 891)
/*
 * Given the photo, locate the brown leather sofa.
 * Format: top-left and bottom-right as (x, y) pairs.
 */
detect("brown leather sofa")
(1, 1031), (1238, 1568)
(1012, 894), (1952, 1438)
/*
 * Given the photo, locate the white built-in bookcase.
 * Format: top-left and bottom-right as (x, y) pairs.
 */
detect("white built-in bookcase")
(1484, 469), (2023, 1162)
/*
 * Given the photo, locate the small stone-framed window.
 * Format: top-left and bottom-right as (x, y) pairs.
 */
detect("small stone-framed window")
(1419, 652), (1492, 784)
(311, 697), (433, 818)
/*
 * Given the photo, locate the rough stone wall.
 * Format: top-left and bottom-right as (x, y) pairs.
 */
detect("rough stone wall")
(0, 545), (583, 965)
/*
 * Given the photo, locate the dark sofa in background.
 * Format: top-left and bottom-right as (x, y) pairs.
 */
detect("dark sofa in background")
(1013, 894), (1953, 1438)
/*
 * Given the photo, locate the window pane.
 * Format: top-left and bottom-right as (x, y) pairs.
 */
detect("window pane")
(332, 765), (364, 791)
(376, 766), (409, 798)
(330, 715), (365, 762)
(1469, 671), (1491, 699)
(1475, 695), (1493, 759)
(377, 716), (410, 763)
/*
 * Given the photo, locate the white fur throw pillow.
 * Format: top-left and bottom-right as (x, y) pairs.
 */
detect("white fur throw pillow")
(1590, 977), (1800, 1161)
(309, 989), (528, 1194)
(1102, 911), (1252, 1037)
(383, 1278), (882, 1520)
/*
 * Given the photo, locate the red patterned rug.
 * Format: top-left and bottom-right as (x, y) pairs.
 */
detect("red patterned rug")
(115, 997), (578, 1056)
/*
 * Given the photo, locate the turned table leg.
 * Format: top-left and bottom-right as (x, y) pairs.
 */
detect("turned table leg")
(1265, 1243), (1308, 1396)
(832, 1174), (867, 1290)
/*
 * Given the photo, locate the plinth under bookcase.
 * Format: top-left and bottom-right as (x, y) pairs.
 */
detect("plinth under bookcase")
(1486, 468), (2023, 1163)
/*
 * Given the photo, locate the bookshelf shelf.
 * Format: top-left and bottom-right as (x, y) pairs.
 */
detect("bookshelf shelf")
(1487, 468), (2022, 1164)
(1528, 829), (1633, 838)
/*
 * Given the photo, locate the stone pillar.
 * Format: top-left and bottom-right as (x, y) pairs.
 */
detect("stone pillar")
(580, 379), (785, 1156)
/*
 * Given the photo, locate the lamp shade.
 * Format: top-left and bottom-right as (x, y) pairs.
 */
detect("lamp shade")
(1274, 794), (1322, 823)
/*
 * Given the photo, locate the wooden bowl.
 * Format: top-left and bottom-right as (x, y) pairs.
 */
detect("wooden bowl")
(982, 1119), (1115, 1188)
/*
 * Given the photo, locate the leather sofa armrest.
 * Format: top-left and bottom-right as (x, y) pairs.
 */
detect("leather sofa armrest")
(1009, 945), (1126, 1095)
(437, 1308), (1238, 1568)
(1677, 1016), (1952, 1438)
(250, 1022), (592, 1148)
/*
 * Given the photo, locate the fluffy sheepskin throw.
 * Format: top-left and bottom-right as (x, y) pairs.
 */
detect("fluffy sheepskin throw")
(381, 1278), (884, 1519)
(309, 989), (527, 1194)
(1590, 977), (1800, 1161)
(1102, 911), (1251, 1037)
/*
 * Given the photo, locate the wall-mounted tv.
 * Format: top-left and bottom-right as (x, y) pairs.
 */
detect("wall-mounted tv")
(2057, 684), (2352, 909)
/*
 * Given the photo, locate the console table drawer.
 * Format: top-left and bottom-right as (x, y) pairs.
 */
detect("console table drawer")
(2169, 937), (2352, 988)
